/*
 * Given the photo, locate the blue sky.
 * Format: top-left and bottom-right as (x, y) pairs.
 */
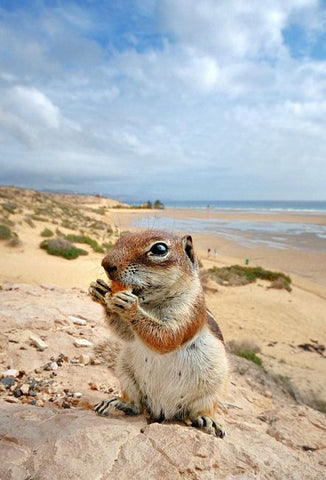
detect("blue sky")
(0, 0), (326, 201)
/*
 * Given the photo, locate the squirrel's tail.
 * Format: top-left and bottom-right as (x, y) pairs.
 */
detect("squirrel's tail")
(94, 339), (121, 369)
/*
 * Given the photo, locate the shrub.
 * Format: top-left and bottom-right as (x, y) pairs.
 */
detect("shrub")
(206, 265), (291, 290)
(102, 242), (115, 251)
(24, 217), (36, 228)
(41, 228), (54, 238)
(0, 224), (21, 247)
(65, 234), (105, 253)
(2, 202), (18, 214)
(228, 340), (263, 367)
(40, 237), (88, 260)
(0, 224), (12, 239)
(7, 234), (22, 248)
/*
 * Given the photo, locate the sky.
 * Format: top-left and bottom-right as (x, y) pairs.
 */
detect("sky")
(0, 0), (326, 202)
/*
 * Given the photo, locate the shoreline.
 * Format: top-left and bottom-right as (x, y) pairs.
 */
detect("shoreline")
(109, 207), (326, 290)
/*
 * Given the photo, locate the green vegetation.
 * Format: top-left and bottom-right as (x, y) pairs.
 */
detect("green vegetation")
(2, 202), (18, 214)
(88, 206), (107, 215)
(40, 237), (88, 260)
(0, 224), (13, 239)
(154, 199), (165, 209)
(30, 214), (48, 222)
(102, 241), (114, 251)
(41, 228), (54, 237)
(65, 234), (105, 253)
(0, 224), (21, 247)
(228, 340), (263, 367)
(24, 216), (36, 228)
(205, 265), (292, 290)
(131, 199), (165, 209)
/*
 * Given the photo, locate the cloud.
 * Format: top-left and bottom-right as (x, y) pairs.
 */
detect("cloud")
(0, 0), (325, 200)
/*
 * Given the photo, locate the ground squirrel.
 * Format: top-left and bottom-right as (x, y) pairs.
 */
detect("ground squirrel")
(89, 230), (228, 437)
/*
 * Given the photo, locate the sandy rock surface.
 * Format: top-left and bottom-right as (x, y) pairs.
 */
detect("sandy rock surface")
(0, 283), (325, 479)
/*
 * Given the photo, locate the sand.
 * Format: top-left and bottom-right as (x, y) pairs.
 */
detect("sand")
(0, 199), (325, 409)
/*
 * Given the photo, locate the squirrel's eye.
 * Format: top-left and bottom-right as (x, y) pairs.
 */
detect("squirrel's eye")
(149, 242), (169, 256)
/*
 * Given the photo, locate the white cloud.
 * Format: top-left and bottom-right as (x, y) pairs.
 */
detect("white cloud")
(0, 0), (325, 200)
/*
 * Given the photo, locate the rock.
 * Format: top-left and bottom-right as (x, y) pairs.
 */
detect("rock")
(0, 377), (16, 389)
(13, 389), (23, 397)
(2, 369), (19, 378)
(69, 316), (87, 326)
(1, 283), (326, 479)
(1, 400), (325, 480)
(43, 362), (58, 371)
(4, 396), (20, 404)
(73, 339), (93, 348)
(30, 334), (48, 351)
(20, 384), (30, 395)
(79, 354), (91, 365)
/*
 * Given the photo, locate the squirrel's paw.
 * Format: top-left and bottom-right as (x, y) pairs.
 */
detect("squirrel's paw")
(188, 415), (226, 438)
(110, 291), (139, 315)
(89, 279), (111, 305)
(94, 396), (140, 416)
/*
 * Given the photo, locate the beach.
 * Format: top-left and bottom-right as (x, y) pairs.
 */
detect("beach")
(0, 190), (325, 410)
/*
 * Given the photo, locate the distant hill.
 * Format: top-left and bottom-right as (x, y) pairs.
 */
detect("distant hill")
(0, 185), (130, 261)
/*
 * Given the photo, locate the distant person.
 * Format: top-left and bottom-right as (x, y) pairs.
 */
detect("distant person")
(208, 248), (211, 257)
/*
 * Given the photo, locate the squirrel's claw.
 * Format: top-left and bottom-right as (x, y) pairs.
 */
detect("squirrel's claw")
(94, 396), (140, 416)
(189, 415), (226, 438)
(89, 279), (111, 304)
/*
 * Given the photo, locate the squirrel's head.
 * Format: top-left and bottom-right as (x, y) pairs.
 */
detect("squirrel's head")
(101, 230), (199, 301)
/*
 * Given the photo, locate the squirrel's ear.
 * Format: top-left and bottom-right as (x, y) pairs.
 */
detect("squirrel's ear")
(182, 235), (197, 268)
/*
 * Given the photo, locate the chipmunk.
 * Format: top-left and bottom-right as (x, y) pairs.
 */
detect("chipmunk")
(89, 230), (228, 437)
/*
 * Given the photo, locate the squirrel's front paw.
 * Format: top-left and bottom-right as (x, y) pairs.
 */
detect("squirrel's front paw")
(110, 291), (139, 317)
(89, 279), (111, 305)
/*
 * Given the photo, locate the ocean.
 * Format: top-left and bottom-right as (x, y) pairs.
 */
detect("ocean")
(133, 201), (326, 252)
(163, 200), (326, 213)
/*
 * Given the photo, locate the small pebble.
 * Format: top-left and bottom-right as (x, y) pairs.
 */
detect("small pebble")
(79, 354), (90, 365)
(1, 377), (16, 388)
(30, 334), (48, 351)
(13, 389), (23, 397)
(73, 338), (93, 348)
(91, 358), (101, 365)
(73, 392), (82, 399)
(5, 396), (20, 404)
(69, 316), (87, 326)
(20, 384), (30, 395)
(2, 368), (19, 378)
(89, 382), (98, 390)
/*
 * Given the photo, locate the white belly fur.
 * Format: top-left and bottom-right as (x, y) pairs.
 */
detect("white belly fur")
(118, 327), (228, 420)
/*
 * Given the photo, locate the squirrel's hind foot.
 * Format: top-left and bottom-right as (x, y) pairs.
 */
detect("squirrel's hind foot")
(94, 396), (140, 416)
(187, 415), (226, 438)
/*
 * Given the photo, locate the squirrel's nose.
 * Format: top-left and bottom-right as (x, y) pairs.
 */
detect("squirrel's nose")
(101, 257), (118, 278)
